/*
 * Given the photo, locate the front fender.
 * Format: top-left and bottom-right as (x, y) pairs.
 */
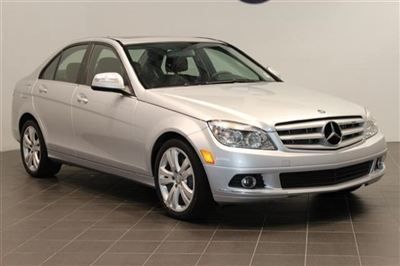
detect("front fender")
(135, 100), (207, 174)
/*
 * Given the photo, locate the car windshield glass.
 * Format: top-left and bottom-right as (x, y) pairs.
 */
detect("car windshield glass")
(125, 42), (276, 89)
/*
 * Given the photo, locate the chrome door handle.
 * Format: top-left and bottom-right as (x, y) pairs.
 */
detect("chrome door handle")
(38, 86), (48, 93)
(77, 94), (88, 104)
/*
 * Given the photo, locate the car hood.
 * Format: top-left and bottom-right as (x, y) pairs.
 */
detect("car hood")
(143, 82), (366, 131)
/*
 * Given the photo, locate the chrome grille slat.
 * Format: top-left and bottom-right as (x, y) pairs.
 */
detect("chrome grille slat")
(339, 134), (364, 145)
(341, 127), (364, 136)
(275, 122), (326, 131)
(284, 135), (365, 150)
(276, 116), (365, 150)
(342, 135), (364, 144)
(280, 133), (324, 141)
(337, 118), (364, 126)
(275, 118), (364, 131)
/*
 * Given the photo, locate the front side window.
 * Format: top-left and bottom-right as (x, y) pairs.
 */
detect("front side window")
(54, 45), (88, 83)
(125, 42), (275, 89)
(86, 44), (127, 85)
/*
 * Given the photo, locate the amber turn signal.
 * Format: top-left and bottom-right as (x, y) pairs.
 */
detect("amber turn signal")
(200, 149), (215, 164)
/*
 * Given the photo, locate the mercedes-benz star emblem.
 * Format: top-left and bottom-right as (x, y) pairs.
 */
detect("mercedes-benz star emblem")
(323, 121), (342, 145)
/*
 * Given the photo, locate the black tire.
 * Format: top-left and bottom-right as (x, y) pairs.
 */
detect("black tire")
(154, 139), (213, 220)
(20, 120), (62, 178)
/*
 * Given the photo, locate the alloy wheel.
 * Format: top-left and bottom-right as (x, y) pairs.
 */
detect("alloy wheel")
(22, 126), (41, 172)
(158, 147), (195, 212)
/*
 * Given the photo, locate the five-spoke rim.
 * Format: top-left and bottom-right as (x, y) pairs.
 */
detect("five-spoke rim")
(22, 126), (41, 172)
(158, 147), (195, 212)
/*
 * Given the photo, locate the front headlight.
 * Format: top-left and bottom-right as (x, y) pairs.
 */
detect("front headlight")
(208, 120), (276, 150)
(365, 111), (379, 139)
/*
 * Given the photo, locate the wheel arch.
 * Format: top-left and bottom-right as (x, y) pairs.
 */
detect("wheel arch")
(17, 113), (48, 147)
(19, 113), (39, 133)
(150, 131), (199, 177)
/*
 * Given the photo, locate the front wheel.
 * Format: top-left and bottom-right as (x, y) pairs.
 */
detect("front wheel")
(154, 139), (213, 220)
(20, 120), (62, 178)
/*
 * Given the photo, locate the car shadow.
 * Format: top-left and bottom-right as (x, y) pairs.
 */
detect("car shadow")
(49, 165), (369, 229)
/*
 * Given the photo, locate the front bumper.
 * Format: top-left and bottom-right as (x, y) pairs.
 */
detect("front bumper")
(189, 129), (387, 203)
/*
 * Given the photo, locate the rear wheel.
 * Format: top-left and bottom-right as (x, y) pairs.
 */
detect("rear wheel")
(20, 120), (62, 178)
(154, 139), (213, 220)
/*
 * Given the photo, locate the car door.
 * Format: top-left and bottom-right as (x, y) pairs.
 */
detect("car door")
(71, 43), (143, 173)
(33, 44), (89, 154)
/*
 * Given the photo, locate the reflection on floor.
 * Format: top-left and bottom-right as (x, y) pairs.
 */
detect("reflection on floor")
(0, 143), (399, 266)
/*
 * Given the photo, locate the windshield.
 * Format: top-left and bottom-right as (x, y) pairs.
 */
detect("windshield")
(125, 42), (276, 89)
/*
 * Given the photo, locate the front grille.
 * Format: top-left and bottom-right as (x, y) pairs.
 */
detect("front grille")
(280, 161), (373, 189)
(275, 116), (365, 150)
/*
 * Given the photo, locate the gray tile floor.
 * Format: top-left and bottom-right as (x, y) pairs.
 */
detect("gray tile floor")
(0, 143), (398, 266)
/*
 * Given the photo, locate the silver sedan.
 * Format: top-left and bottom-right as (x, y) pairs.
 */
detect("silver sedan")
(12, 37), (387, 219)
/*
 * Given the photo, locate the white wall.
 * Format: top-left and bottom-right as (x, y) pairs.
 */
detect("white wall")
(1, 0), (399, 151)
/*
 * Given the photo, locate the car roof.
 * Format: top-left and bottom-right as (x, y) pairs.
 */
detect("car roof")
(112, 36), (224, 45)
(73, 36), (225, 46)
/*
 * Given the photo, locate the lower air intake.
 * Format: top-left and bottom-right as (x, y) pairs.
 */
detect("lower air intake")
(280, 161), (373, 189)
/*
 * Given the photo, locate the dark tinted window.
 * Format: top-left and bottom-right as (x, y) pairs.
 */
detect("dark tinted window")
(40, 54), (61, 80)
(54, 45), (88, 83)
(86, 45), (126, 85)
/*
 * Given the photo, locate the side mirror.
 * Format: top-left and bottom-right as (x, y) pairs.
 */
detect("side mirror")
(91, 72), (126, 93)
(266, 66), (283, 81)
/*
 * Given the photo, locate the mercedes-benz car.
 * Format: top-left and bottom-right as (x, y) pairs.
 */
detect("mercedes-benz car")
(12, 37), (387, 219)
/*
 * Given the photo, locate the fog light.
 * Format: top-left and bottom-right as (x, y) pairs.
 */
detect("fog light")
(229, 174), (264, 189)
(375, 157), (385, 170)
(241, 176), (257, 189)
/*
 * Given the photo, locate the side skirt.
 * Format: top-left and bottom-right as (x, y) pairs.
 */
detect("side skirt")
(48, 149), (155, 188)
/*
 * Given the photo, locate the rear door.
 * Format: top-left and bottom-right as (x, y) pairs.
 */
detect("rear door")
(33, 44), (89, 154)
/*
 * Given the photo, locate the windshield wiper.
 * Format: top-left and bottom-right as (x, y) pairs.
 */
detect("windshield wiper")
(204, 79), (260, 85)
(178, 79), (261, 87)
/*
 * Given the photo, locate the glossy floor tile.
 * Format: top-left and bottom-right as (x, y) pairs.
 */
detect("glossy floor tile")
(0, 142), (399, 265)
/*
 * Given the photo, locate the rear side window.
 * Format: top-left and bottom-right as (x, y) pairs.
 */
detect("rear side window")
(54, 45), (88, 83)
(40, 54), (61, 80)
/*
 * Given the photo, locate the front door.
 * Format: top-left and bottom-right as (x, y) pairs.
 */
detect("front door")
(71, 44), (143, 174)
